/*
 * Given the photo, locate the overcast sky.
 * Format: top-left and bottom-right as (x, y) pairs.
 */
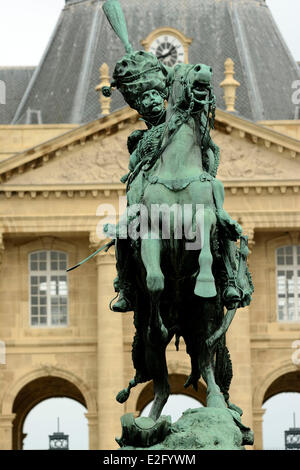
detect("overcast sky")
(0, 0), (299, 66)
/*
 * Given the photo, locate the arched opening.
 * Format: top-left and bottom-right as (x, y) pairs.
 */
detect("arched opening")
(23, 397), (88, 450)
(262, 370), (300, 450)
(136, 373), (206, 420)
(12, 376), (87, 450)
(141, 394), (202, 422)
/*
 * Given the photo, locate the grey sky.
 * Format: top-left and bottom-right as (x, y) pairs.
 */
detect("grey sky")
(0, 0), (299, 66)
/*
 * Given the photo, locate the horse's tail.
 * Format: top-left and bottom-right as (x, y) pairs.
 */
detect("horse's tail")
(214, 337), (233, 403)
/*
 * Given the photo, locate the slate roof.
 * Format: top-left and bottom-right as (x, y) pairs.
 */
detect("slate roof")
(11, 0), (300, 125)
(0, 67), (35, 124)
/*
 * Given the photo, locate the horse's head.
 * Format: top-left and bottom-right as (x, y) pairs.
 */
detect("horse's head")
(170, 63), (214, 114)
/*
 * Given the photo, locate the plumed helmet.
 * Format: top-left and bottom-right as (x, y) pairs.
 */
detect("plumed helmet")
(111, 50), (171, 111)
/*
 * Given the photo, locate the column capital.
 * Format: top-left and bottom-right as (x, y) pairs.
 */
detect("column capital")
(94, 249), (116, 266)
(240, 223), (255, 253)
(0, 414), (16, 428)
(89, 231), (103, 252)
(89, 232), (116, 266)
(0, 232), (4, 265)
(252, 407), (266, 422)
(242, 225), (255, 243)
(85, 412), (98, 423)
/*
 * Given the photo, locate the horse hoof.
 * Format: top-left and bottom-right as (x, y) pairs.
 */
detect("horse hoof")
(116, 413), (171, 448)
(206, 392), (226, 409)
(147, 274), (164, 293)
(112, 295), (132, 312)
(194, 280), (217, 298)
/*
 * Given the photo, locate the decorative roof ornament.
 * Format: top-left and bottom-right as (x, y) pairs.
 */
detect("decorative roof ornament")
(95, 63), (111, 115)
(220, 58), (240, 113)
(10, 0), (300, 124)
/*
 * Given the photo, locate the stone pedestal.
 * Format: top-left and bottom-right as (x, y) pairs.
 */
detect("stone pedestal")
(121, 407), (253, 450)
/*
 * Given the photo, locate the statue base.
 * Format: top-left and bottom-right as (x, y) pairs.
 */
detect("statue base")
(118, 407), (254, 450)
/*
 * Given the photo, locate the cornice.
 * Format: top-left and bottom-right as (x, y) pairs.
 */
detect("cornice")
(223, 180), (300, 196)
(0, 183), (125, 199)
(1, 181), (300, 199)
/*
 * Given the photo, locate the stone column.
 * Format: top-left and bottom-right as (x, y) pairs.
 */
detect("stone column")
(85, 412), (98, 450)
(0, 414), (15, 450)
(94, 244), (124, 450)
(226, 225), (255, 433)
(0, 231), (4, 267)
(0, 233), (11, 450)
(252, 408), (266, 450)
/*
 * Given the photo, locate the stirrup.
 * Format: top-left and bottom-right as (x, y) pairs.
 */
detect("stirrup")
(112, 293), (132, 312)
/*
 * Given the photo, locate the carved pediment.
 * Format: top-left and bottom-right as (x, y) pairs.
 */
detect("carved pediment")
(3, 118), (299, 186)
(6, 121), (145, 185)
(213, 131), (299, 180)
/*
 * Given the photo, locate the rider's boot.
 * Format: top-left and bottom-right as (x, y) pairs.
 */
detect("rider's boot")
(111, 238), (134, 313)
(223, 284), (240, 309)
(112, 282), (133, 312)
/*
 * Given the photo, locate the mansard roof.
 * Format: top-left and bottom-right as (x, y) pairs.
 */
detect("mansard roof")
(11, 0), (300, 125)
(0, 67), (35, 124)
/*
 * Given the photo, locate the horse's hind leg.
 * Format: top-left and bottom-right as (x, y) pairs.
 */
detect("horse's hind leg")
(141, 234), (170, 420)
(194, 207), (217, 298)
(202, 301), (226, 409)
(203, 363), (226, 409)
(146, 344), (170, 421)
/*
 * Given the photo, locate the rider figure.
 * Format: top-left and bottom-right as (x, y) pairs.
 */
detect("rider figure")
(104, 50), (242, 312)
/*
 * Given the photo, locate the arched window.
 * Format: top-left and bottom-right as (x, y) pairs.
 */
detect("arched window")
(29, 251), (68, 327)
(276, 246), (300, 322)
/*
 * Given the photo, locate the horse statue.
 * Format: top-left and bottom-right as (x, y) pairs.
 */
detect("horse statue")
(110, 56), (253, 433)
(68, 0), (254, 448)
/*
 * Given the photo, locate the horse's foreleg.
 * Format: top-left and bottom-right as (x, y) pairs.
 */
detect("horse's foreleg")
(203, 363), (226, 409)
(194, 208), (217, 298)
(202, 301), (226, 409)
(141, 236), (164, 294)
(141, 235), (168, 342)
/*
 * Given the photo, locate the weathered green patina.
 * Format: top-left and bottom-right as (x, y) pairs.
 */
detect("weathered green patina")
(101, 0), (254, 449)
